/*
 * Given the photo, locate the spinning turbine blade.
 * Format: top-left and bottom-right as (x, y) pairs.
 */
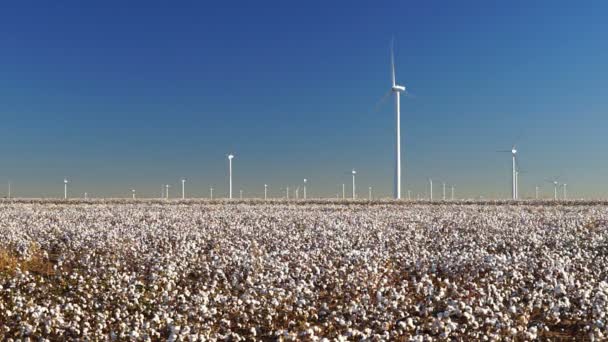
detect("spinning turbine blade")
(390, 38), (396, 87)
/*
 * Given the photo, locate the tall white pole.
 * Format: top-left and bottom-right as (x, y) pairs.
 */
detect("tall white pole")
(132, 189), (136, 200)
(515, 171), (519, 200)
(228, 155), (234, 199)
(342, 184), (345, 199)
(7, 181), (10, 199)
(64, 179), (68, 199)
(395, 91), (401, 199)
(554, 183), (558, 200)
(210, 187), (214, 200)
(429, 179), (433, 201)
(442, 182), (446, 201)
(264, 184), (268, 200)
(181, 179), (185, 199)
(166, 185), (169, 199)
(352, 170), (356, 199)
(368, 186), (372, 200)
(512, 154), (516, 200)
(303, 179), (307, 200)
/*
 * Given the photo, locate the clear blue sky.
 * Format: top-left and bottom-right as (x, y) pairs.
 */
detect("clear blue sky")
(1, 1), (607, 199)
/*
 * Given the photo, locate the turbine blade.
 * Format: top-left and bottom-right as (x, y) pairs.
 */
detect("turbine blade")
(372, 90), (392, 114)
(390, 38), (396, 87)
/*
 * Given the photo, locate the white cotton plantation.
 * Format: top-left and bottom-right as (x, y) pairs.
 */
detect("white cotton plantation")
(0, 200), (607, 340)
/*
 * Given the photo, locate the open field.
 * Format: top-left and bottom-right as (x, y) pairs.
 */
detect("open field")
(0, 200), (607, 340)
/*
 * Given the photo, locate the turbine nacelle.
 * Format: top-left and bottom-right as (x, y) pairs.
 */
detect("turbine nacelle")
(392, 85), (406, 92)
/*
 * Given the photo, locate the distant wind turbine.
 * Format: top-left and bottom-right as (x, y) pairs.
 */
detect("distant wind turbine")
(303, 179), (307, 200)
(181, 178), (186, 199)
(64, 178), (69, 199)
(442, 182), (446, 201)
(390, 40), (407, 200)
(264, 184), (268, 200)
(351, 169), (357, 199)
(132, 189), (136, 200)
(428, 178), (433, 201)
(342, 184), (345, 200)
(368, 186), (372, 201)
(7, 181), (11, 199)
(563, 183), (568, 200)
(165, 184), (170, 199)
(210, 187), (214, 200)
(227, 154), (234, 199)
(547, 179), (559, 200)
(498, 145), (518, 200)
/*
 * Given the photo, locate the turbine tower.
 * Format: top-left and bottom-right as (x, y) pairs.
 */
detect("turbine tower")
(64, 178), (69, 199)
(428, 178), (433, 201)
(351, 169), (357, 199)
(227, 154), (234, 199)
(563, 183), (567, 200)
(210, 187), (214, 200)
(498, 145), (518, 200)
(181, 178), (186, 199)
(264, 184), (268, 200)
(7, 181), (11, 199)
(368, 186), (372, 201)
(442, 182), (446, 201)
(390, 40), (407, 199)
(132, 189), (136, 200)
(342, 184), (345, 200)
(303, 179), (307, 200)
(165, 184), (170, 199)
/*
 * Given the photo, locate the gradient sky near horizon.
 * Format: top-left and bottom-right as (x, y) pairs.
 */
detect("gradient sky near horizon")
(1, 1), (607, 199)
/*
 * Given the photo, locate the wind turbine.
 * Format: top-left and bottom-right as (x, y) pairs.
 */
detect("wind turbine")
(368, 186), (372, 201)
(64, 178), (69, 199)
(227, 154), (234, 199)
(547, 179), (559, 200)
(303, 179), (307, 200)
(7, 181), (11, 199)
(351, 169), (357, 199)
(442, 182), (446, 201)
(181, 178), (186, 199)
(563, 183), (568, 200)
(428, 178), (433, 201)
(165, 184), (170, 199)
(342, 184), (345, 200)
(264, 184), (268, 200)
(132, 189), (136, 200)
(210, 187), (214, 200)
(390, 40), (407, 200)
(498, 145), (518, 200)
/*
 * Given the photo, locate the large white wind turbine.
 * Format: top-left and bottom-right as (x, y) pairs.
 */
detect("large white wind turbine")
(390, 40), (407, 200)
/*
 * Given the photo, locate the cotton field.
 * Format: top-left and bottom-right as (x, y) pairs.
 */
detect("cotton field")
(0, 200), (607, 341)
